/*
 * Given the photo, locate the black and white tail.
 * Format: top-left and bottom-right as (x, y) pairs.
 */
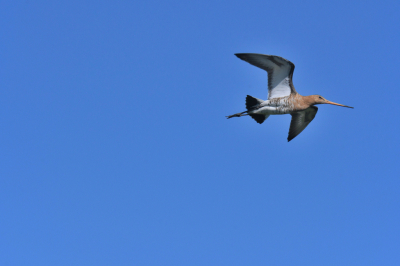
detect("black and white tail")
(245, 95), (267, 124)
(226, 95), (268, 124)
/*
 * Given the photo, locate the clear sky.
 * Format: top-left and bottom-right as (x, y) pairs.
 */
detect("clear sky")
(1, 1), (400, 265)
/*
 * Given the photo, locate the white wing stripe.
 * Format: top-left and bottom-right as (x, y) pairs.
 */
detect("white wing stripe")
(269, 76), (291, 99)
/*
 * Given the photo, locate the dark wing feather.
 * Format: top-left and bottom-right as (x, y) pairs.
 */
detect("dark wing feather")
(287, 106), (318, 142)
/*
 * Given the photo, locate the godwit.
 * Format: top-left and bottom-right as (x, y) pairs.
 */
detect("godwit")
(227, 53), (353, 142)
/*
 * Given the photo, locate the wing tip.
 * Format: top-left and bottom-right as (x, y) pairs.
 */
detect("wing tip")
(234, 53), (246, 59)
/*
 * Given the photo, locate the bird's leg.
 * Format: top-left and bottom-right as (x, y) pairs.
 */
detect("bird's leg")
(226, 111), (247, 119)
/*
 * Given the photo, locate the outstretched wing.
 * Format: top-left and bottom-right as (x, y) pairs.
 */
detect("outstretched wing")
(235, 53), (297, 99)
(288, 106), (318, 142)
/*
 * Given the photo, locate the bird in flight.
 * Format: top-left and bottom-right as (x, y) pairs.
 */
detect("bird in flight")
(227, 53), (353, 142)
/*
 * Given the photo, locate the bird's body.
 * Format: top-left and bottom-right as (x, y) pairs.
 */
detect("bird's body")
(227, 53), (353, 141)
(248, 94), (307, 115)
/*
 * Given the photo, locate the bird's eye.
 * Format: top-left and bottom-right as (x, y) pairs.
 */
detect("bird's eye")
(319, 96), (323, 99)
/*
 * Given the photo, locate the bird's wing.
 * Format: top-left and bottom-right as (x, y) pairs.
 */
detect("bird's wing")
(235, 53), (297, 99)
(287, 106), (318, 142)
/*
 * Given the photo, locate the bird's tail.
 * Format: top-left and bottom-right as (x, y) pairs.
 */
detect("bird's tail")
(246, 95), (268, 124)
(226, 95), (268, 124)
(245, 95), (263, 110)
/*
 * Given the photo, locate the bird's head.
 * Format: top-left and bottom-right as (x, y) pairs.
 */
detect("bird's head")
(311, 95), (354, 108)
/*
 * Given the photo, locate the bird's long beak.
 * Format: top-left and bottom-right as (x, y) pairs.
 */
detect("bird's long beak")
(325, 100), (354, 109)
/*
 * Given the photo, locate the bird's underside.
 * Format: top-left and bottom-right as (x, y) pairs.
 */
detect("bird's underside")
(228, 53), (352, 141)
(227, 53), (317, 142)
(227, 94), (318, 142)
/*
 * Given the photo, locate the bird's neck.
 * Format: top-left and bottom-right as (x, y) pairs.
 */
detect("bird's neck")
(301, 95), (316, 106)
(291, 94), (315, 110)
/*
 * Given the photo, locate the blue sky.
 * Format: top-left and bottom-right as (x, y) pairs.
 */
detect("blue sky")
(1, 1), (400, 265)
